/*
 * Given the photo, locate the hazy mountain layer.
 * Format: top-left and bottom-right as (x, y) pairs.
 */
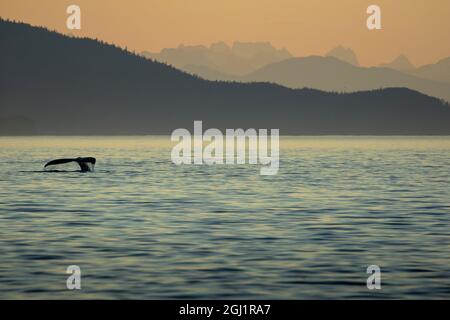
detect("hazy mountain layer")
(411, 57), (450, 85)
(326, 46), (359, 66)
(166, 45), (450, 102)
(143, 41), (292, 76)
(379, 55), (415, 72)
(242, 56), (450, 103)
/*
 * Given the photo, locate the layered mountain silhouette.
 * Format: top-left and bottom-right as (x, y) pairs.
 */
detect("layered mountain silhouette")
(241, 56), (450, 102)
(411, 57), (450, 85)
(1, 19), (450, 135)
(323, 49), (450, 86)
(142, 41), (292, 76)
(379, 54), (415, 72)
(326, 46), (360, 66)
(161, 43), (450, 103)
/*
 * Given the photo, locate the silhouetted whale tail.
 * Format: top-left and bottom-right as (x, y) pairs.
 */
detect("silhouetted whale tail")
(44, 157), (96, 172)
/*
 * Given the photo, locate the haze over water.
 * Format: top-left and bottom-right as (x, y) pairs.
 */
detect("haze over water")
(0, 136), (449, 299)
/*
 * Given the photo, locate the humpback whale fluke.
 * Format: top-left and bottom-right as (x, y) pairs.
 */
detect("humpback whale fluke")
(44, 157), (96, 172)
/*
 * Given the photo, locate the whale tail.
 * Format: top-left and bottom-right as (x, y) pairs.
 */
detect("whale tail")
(44, 157), (96, 172)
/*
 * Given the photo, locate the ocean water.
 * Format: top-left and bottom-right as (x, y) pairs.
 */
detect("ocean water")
(0, 136), (449, 299)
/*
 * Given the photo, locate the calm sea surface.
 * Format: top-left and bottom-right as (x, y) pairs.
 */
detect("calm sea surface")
(0, 136), (449, 299)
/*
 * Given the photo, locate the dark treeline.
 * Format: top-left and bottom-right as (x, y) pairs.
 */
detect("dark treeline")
(1, 19), (450, 135)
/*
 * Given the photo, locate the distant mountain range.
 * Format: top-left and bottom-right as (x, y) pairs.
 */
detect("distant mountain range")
(143, 41), (292, 76)
(326, 46), (360, 66)
(150, 43), (450, 103)
(1, 20), (450, 135)
(241, 56), (450, 103)
(379, 54), (415, 72)
(411, 57), (450, 85)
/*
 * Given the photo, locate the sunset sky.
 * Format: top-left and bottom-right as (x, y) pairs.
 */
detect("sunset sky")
(1, 0), (449, 66)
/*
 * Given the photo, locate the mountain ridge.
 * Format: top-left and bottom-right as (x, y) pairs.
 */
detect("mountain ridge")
(143, 41), (292, 76)
(240, 56), (450, 102)
(412, 56), (450, 85)
(326, 46), (360, 66)
(379, 54), (415, 72)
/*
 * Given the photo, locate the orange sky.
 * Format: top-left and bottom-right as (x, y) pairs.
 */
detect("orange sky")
(1, 0), (449, 66)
